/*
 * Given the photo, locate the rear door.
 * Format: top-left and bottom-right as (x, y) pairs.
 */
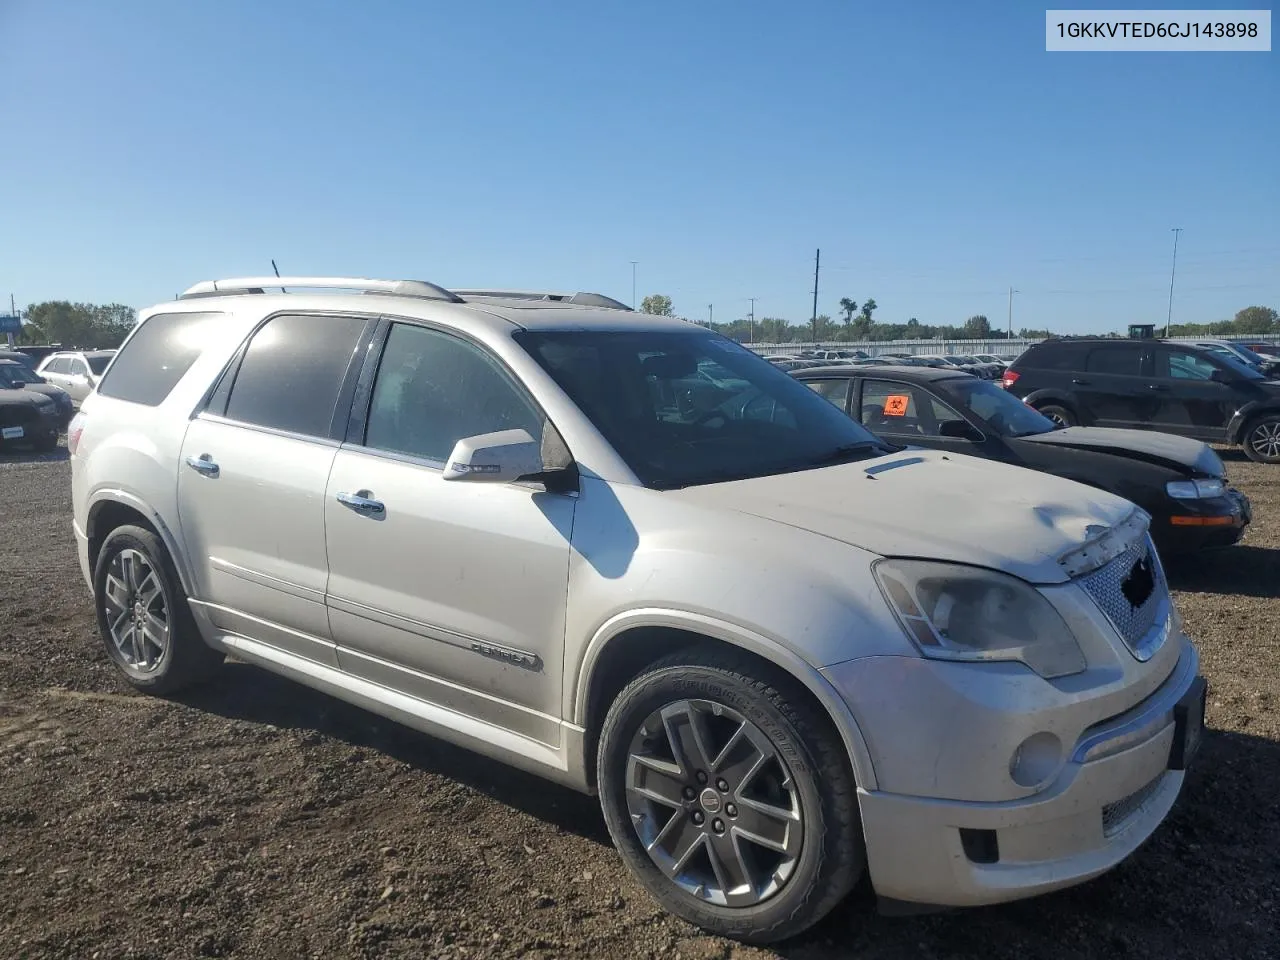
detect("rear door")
(1074, 343), (1152, 427)
(177, 312), (373, 666)
(1148, 346), (1239, 440)
(64, 357), (94, 403)
(323, 321), (576, 744)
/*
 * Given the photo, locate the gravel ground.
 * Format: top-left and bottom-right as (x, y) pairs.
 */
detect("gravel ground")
(1, 445), (1277, 960)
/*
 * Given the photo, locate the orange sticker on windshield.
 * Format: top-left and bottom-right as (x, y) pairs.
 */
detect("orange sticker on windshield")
(883, 394), (910, 416)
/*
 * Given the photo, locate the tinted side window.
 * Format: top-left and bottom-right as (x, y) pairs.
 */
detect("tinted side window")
(69, 359), (89, 377)
(1086, 346), (1143, 376)
(1159, 349), (1218, 381)
(804, 378), (851, 409)
(99, 312), (223, 406)
(1021, 343), (1088, 371)
(45, 357), (69, 374)
(364, 323), (542, 462)
(224, 314), (367, 437)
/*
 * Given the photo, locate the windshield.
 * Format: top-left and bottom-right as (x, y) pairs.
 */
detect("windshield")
(516, 330), (889, 488)
(0, 364), (43, 387)
(87, 355), (113, 375)
(938, 378), (1056, 438)
(1210, 349), (1265, 380)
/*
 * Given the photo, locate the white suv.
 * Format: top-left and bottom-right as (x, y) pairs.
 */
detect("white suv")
(70, 276), (1206, 943)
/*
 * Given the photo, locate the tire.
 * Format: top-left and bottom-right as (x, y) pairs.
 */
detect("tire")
(597, 647), (864, 944)
(93, 524), (223, 695)
(1242, 414), (1280, 464)
(1037, 403), (1077, 428)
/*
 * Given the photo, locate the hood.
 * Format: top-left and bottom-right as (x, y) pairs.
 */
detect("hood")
(1016, 426), (1222, 476)
(14, 382), (70, 404)
(665, 449), (1137, 584)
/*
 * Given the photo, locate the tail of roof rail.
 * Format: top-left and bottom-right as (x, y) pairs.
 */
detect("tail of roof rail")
(453, 289), (633, 311)
(179, 276), (464, 303)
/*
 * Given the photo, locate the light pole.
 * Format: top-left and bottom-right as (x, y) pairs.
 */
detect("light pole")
(748, 297), (756, 343)
(707, 303), (714, 327)
(630, 261), (637, 309)
(1007, 287), (1019, 338)
(1165, 228), (1182, 337)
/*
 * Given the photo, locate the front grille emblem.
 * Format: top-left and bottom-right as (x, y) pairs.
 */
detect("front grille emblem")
(1121, 556), (1155, 609)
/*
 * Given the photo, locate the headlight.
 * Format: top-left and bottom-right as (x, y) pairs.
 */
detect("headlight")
(874, 559), (1086, 678)
(1166, 478), (1226, 499)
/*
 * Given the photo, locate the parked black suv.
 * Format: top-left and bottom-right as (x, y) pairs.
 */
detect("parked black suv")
(1004, 338), (1280, 463)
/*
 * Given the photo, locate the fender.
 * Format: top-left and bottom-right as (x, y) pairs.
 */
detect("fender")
(574, 607), (879, 791)
(85, 487), (197, 597)
(1227, 399), (1280, 443)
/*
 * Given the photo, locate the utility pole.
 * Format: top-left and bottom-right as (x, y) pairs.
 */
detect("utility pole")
(707, 303), (714, 327)
(811, 248), (820, 343)
(748, 297), (756, 343)
(1165, 228), (1182, 337)
(6, 294), (14, 348)
(1007, 287), (1018, 338)
(630, 261), (638, 309)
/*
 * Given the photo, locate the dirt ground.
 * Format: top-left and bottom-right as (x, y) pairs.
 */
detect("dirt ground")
(1, 445), (1276, 960)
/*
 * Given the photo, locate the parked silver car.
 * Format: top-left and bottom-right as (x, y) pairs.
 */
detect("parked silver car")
(70, 276), (1206, 943)
(36, 350), (116, 405)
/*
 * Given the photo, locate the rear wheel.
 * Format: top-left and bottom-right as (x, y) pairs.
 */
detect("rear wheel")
(1037, 403), (1077, 428)
(93, 524), (223, 695)
(597, 648), (864, 944)
(1243, 414), (1280, 464)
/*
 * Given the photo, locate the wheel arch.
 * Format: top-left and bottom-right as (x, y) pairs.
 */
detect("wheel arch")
(86, 491), (195, 595)
(1022, 388), (1079, 414)
(1228, 402), (1280, 444)
(573, 609), (878, 792)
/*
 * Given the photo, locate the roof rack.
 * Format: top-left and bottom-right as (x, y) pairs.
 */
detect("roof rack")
(179, 276), (464, 303)
(453, 289), (633, 311)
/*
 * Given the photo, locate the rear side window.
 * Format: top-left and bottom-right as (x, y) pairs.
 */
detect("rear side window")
(1019, 343), (1088, 370)
(1085, 345), (1143, 376)
(223, 313), (367, 438)
(44, 357), (69, 374)
(804, 378), (852, 409)
(98, 312), (221, 406)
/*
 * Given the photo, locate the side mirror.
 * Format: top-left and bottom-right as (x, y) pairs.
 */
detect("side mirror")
(442, 429), (547, 483)
(938, 418), (982, 441)
(1209, 369), (1234, 384)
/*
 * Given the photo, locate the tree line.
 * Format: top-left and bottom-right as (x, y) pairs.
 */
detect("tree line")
(639, 295), (1279, 344)
(13, 301), (138, 349)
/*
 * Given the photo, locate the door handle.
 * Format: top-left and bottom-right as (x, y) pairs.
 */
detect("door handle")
(185, 454), (219, 477)
(1070, 378), (1091, 385)
(1147, 384), (1169, 391)
(336, 490), (385, 517)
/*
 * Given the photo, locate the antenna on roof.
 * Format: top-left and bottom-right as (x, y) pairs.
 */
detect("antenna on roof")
(271, 260), (284, 293)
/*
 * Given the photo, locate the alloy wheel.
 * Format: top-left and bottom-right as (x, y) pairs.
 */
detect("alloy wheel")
(102, 548), (170, 673)
(624, 699), (803, 908)
(1250, 422), (1280, 460)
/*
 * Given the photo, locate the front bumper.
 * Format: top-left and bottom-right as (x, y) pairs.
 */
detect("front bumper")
(833, 637), (1203, 907)
(1154, 489), (1250, 554)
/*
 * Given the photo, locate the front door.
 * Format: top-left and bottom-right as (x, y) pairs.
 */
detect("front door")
(855, 377), (1001, 459)
(177, 312), (371, 666)
(324, 321), (576, 745)
(1148, 346), (1240, 440)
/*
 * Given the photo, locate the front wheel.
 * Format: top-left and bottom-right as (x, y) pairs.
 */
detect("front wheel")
(597, 649), (864, 944)
(1243, 415), (1280, 464)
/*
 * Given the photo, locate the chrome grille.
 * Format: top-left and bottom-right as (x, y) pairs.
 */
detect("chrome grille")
(1076, 533), (1169, 661)
(1102, 774), (1165, 837)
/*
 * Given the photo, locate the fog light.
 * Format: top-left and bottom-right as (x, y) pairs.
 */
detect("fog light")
(1009, 732), (1063, 788)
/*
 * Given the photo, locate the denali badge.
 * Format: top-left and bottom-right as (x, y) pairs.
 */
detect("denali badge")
(469, 640), (542, 671)
(1121, 556), (1155, 609)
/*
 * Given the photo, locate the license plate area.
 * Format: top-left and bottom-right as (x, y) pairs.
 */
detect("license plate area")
(1169, 676), (1207, 771)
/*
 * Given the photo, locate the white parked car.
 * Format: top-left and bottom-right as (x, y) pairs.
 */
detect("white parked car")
(36, 349), (116, 406)
(69, 276), (1206, 943)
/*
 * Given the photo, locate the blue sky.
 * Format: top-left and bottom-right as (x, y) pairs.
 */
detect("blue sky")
(1, 0), (1276, 333)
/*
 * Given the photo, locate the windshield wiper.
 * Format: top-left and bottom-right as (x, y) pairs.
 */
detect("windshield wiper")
(800, 441), (886, 468)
